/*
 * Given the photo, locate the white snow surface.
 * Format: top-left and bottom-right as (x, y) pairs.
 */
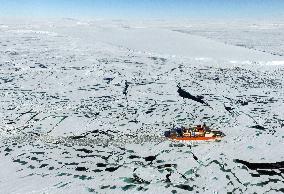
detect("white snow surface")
(0, 19), (284, 193)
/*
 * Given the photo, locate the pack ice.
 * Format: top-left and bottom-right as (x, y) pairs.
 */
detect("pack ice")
(0, 19), (283, 193)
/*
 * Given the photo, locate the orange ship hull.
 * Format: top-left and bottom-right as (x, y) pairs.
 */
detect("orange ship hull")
(170, 136), (221, 141)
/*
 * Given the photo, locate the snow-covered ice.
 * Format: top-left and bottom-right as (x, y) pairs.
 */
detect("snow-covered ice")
(0, 19), (283, 193)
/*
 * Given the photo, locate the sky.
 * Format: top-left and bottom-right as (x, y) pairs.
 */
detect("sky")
(0, 0), (284, 20)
